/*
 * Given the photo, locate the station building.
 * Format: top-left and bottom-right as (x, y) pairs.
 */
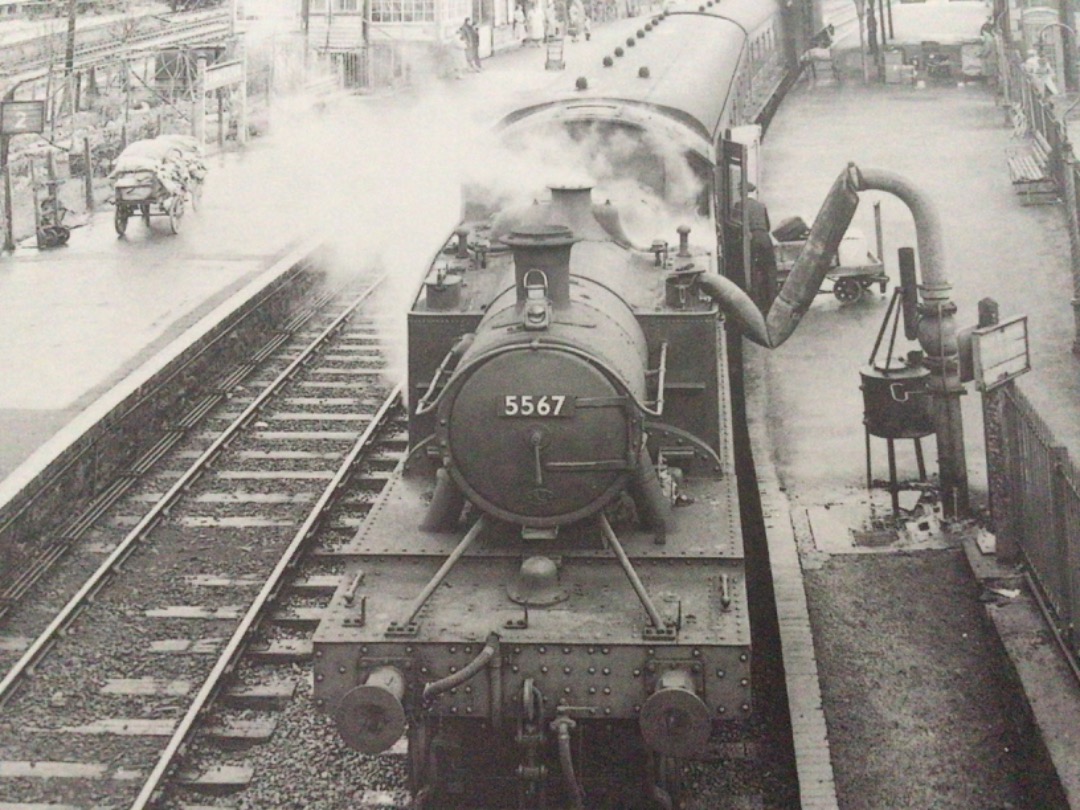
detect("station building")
(302, 0), (650, 87)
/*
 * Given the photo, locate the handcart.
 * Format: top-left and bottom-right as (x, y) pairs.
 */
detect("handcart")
(111, 136), (204, 236)
(773, 201), (887, 304)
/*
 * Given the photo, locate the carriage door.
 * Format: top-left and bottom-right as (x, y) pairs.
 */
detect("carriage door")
(717, 134), (751, 289)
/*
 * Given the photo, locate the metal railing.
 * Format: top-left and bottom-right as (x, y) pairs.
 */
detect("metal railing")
(986, 33), (1080, 677)
(995, 383), (1080, 669)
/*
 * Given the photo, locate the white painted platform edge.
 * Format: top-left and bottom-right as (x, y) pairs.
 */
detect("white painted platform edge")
(0, 235), (325, 507)
(746, 344), (840, 810)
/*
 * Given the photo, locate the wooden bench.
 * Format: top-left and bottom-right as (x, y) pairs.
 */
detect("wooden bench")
(1006, 130), (1059, 206)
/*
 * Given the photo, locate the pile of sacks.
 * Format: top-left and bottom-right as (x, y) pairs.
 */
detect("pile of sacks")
(111, 135), (207, 201)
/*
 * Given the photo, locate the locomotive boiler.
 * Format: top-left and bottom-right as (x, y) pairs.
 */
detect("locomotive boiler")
(311, 1), (851, 807)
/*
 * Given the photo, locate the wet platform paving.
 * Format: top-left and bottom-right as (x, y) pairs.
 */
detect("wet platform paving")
(1, 6), (1079, 806)
(756, 73), (1080, 808)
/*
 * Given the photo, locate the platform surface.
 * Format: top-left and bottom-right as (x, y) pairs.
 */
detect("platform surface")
(0, 139), (319, 488)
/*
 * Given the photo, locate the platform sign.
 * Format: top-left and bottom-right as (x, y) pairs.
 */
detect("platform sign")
(204, 60), (244, 91)
(972, 315), (1030, 392)
(0, 101), (45, 136)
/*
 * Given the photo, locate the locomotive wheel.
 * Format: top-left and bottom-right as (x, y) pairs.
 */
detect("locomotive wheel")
(833, 277), (863, 303)
(114, 206), (129, 236)
(168, 197), (184, 234)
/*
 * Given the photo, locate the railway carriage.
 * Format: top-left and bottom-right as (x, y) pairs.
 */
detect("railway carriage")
(313, 2), (814, 806)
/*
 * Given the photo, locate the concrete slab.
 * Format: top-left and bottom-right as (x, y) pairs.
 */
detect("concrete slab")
(984, 591), (1080, 808)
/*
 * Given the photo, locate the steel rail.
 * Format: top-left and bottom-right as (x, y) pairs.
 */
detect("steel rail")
(132, 380), (403, 809)
(0, 255), (316, 616)
(0, 274), (386, 708)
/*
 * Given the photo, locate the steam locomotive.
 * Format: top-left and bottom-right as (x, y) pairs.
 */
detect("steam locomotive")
(313, 1), (829, 806)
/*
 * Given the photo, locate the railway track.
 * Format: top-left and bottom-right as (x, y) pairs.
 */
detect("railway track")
(0, 269), (403, 809)
(0, 278), (803, 809)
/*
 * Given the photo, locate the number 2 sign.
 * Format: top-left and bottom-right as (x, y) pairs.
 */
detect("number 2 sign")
(1, 101), (45, 136)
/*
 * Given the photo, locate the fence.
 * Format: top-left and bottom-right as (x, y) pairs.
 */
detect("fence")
(989, 382), (1080, 668)
(989, 36), (1080, 673)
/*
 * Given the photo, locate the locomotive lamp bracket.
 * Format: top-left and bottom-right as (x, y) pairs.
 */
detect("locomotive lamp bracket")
(342, 596), (367, 627)
(504, 604), (529, 630)
(522, 269), (551, 331)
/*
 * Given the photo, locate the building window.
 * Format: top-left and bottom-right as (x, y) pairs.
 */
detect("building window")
(370, 0), (434, 21)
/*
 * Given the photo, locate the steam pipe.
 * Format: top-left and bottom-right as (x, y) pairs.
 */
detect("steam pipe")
(422, 632), (500, 701)
(630, 445), (673, 543)
(551, 716), (585, 810)
(421, 467), (465, 532)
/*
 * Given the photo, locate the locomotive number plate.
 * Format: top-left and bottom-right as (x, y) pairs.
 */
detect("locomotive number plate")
(501, 395), (574, 417)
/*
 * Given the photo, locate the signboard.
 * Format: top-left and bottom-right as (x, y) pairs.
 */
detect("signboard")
(972, 315), (1030, 392)
(204, 60), (244, 91)
(0, 101), (45, 136)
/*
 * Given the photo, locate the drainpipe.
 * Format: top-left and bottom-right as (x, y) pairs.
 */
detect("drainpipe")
(852, 166), (968, 518)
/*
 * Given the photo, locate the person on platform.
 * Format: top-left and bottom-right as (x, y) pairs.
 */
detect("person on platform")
(1024, 48), (1057, 96)
(450, 28), (470, 78)
(527, 1), (545, 44)
(514, 3), (526, 43)
(461, 18), (482, 70)
(568, 0), (584, 41)
(733, 183), (778, 311)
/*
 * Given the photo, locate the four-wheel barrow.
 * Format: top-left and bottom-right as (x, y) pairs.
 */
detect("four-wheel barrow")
(110, 137), (203, 236)
(773, 200), (887, 304)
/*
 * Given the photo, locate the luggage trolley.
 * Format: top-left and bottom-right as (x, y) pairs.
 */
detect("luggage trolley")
(111, 136), (205, 236)
(773, 201), (887, 304)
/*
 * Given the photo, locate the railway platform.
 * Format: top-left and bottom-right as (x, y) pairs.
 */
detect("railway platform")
(0, 142), (319, 495)
(1, 6), (1079, 809)
(756, 73), (1080, 808)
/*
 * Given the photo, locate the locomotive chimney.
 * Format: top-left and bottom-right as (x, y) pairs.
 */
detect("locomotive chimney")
(547, 184), (632, 246)
(502, 224), (577, 308)
(548, 184), (606, 240)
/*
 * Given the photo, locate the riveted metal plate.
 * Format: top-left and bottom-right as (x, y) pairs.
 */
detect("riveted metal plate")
(340, 471), (742, 560)
(315, 639), (751, 725)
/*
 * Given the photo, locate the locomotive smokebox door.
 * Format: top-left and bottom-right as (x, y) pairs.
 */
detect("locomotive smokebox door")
(444, 349), (636, 526)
